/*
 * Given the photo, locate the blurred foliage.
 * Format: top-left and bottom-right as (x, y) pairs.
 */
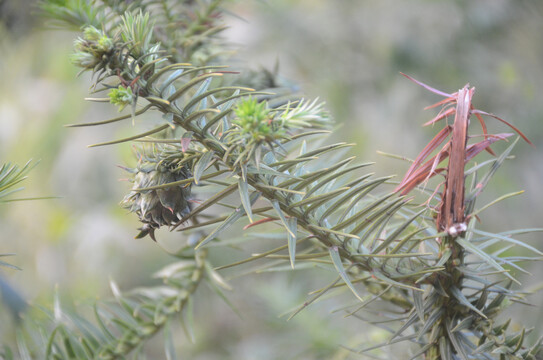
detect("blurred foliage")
(0, 1), (542, 359)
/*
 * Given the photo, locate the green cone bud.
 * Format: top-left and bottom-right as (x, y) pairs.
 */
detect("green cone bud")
(109, 86), (134, 111)
(71, 26), (116, 70)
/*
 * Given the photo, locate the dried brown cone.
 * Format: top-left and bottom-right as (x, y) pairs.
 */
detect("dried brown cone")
(122, 155), (192, 241)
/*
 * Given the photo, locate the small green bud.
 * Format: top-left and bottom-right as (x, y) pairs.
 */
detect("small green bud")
(97, 35), (114, 51)
(70, 51), (100, 69)
(233, 98), (284, 142)
(71, 26), (114, 70)
(83, 26), (103, 42)
(234, 97), (269, 123)
(108, 85), (134, 112)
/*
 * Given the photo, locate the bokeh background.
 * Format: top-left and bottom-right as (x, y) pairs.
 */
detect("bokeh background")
(0, 0), (542, 359)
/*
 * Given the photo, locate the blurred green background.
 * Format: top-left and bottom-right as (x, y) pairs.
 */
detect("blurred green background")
(0, 0), (542, 358)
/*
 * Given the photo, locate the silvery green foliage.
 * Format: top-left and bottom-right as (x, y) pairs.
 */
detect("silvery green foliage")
(4, 1), (540, 359)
